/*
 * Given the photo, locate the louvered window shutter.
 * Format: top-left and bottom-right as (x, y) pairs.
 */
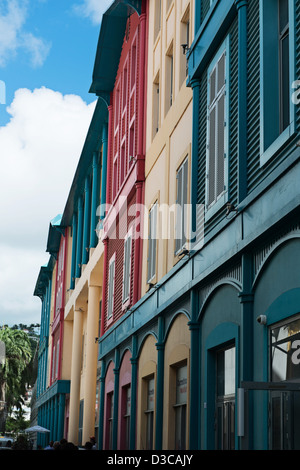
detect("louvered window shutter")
(175, 168), (183, 254)
(147, 202), (157, 282)
(108, 258), (115, 319)
(123, 235), (132, 302)
(147, 208), (153, 282)
(176, 158), (188, 253)
(207, 51), (226, 208)
(182, 158), (188, 247)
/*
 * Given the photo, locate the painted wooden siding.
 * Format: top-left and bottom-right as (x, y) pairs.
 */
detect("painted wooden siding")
(110, 13), (140, 204)
(103, 192), (137, 333)
(196, 18), (238, 235)
(246, 0), (260, 193)
(228, 17), (238, 209)
(247, 0), (300, 193)
(201, 0), (211, 24)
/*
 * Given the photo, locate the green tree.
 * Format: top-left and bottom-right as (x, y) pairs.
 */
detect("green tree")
(5, 408), (30, 434)
(0, 327), (32, 431)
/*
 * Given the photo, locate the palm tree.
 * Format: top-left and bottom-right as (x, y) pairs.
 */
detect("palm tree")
(0, 327), (32, 431)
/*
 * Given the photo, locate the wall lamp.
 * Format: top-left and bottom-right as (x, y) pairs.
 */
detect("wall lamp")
(181, 44), (190, 55)
(147, 282), (155, 292)
(146, 282), (160, 293)
(225, 202), (238, 218)
(177, 248), (190, 258)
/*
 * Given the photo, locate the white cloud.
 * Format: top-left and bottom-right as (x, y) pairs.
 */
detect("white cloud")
(0, 0), (50, 67)
(21, 32), (51, 68)
(0, 87), (96, 325)
(73, 0), (112, 25)
(0, 244), (47, 326)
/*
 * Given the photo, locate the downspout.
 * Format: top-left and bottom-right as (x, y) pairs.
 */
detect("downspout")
(100, 123), (108, 221)
(100, 104), (113, 338)
(133, 8), (147, 304)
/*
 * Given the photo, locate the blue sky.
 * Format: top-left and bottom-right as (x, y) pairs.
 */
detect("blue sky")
(0, 0), (111, 326)
(0, 0), (109, 125)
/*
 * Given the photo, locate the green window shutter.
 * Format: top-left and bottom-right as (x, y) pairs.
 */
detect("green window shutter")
(207, 50), (226, 208)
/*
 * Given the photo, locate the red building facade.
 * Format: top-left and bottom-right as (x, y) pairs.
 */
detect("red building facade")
(101, 5), (148, 337)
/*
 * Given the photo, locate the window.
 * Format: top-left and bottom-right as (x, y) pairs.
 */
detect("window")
(270, 316), (300, 382)
(122, 232), (132, 303)
(167, 0), (173, 11)
(145, 377), (155, 450)
(269, 316), (300, 450)
(107, 392), (114, 450)
(165, 43), (174, 116)
(107, 254), (116, 320)
(129, 123), (135, 163)
(216, 345), (236, 450)
(55, 338), (60, 378)
(153, 73), (160, 138)
(174, 364), (187, 450)
(278, 0), (290, 133)
(52, 345), (56, 382)
(206, 38), (229, 214)
(147, 201), (158, 283)
(122, 65), (128, 110)
(122, 385), (131, 449)
(154, 0), (161, 40)
(180, 7), (190, 85)
(260, 0), (295, 165)
(175, 158), (188, 254)
(129, 39), (137, 164)
(131, 42), (137, 90)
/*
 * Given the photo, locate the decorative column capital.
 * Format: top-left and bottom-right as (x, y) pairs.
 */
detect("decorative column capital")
(235, 0), (248, 9)
(238, 292), (254, 304)
(188, 320), (200, 331)
(130, 357), (138, 366)
(155, 341), (165, 352)
(190, 78), (201, 90)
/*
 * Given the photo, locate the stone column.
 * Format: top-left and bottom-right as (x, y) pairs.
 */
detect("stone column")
(82, 284), (101, 444)
(68, 306), (83, 445)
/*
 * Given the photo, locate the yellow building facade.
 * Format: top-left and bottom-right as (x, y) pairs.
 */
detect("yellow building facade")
(65, 237), (104, 446)
(142, 0), (194, 293)
(137, 0), (194, 449)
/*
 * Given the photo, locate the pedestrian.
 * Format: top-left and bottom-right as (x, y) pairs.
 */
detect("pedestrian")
(84, 441), (93, 450)
(44, 440), (54, 450)
(90, 436), (96, 450)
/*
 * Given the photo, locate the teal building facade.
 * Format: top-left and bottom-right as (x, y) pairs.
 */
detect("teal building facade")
(96, 0), (300, 450)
